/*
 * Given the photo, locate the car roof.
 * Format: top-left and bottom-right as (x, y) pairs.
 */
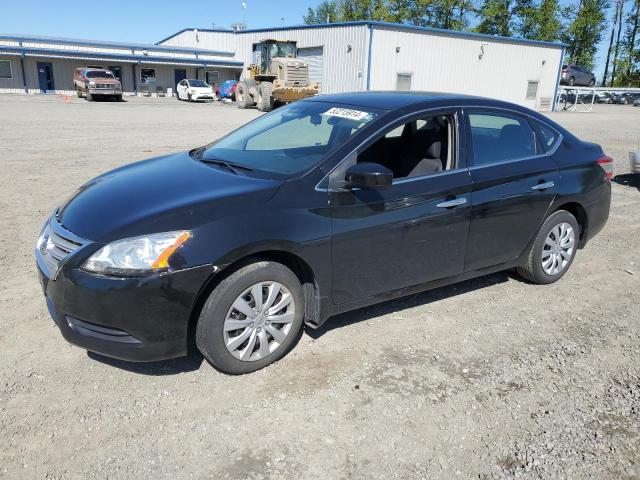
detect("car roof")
(304, 91), (525, 112)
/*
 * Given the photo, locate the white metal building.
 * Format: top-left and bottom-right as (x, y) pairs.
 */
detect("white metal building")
(159, 21), (565, 111)
(0, 22), (565, 111)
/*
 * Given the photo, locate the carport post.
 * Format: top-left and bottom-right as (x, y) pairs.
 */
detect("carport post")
(132, 63), (137, 95)
(20, 51), (27, 94)
(366, 24), (373, 91)
(551, 46), (565, 112)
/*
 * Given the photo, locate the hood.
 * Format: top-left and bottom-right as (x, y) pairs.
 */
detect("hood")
(58, 152), (280, 242)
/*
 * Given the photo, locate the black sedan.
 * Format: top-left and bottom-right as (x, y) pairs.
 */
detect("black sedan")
(36, 92), (612, 374)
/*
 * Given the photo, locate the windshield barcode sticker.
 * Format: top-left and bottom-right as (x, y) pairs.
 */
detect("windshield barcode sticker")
(324, 107), (370, 121)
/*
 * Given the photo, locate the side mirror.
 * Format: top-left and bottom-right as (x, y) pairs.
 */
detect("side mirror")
(345, 163), (392, 190)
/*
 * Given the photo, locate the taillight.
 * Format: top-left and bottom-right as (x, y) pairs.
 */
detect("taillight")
(597, 155), (613, 181)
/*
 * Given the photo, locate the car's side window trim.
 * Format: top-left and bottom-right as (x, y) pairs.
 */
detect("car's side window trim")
(318, 107), (463, 192)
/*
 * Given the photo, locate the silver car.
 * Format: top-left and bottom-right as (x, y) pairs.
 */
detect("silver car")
(560, 65), (596, 87)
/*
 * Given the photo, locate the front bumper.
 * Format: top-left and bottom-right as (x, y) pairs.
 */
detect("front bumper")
(88, 88), (122, 95)
(36, 239), (212, 362)
(191, 93), (213, 101)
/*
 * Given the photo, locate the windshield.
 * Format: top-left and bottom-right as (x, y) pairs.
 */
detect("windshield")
(201, 101), (381, 176)
(188, 80), (209, 88)
(86, 71), (115, 79)
(270, 42), (296, 58)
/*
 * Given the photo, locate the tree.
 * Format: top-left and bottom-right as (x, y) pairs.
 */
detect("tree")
(304, 1), (340, 23)
(616, 0), (640, 85)
(515, 0), (562, 40)
(562, 0), (609, 70)
(475, 0), (515, 36)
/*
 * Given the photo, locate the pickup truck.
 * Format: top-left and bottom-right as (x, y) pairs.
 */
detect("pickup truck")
(74, 68), (122, 101)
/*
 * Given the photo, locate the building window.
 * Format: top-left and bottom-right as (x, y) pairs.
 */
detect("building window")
(526, 81), (539, 100)
(206, 71), (219, 85)
(140, 68), (156, 84)
(396, 73), (412, 91)
(0, 60), (12, 79)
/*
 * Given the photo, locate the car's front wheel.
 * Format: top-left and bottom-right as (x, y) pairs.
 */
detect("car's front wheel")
(196, 261), (305, 374)
(517, 210), (579, 285)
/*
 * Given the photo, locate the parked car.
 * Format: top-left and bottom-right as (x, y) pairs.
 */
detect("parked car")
(634, 96), (640, 106)
(73, 68), (122, 101)
(597, 92), (614, 104)
(215, 80), (238, 101)
(35, 92), (612, 374)
(176, 79), (214, 102)
(560, 65), (596, 87)
(612, 92), (640, 105)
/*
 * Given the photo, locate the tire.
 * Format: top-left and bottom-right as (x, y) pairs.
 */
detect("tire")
(86, 92), (93, 102)
(588, 79), (595, 87)
(196, 261), (305, 374)
(568, 77), (576, 86)
(214, 92), (220, 102)
(187, 92), (192, 102)
(516, 210), (580, 285)
(116, 95), (123, 102)
(256, 82), (274, 112)
(236, 81), (255, 109)
(76, 87), (82, 98)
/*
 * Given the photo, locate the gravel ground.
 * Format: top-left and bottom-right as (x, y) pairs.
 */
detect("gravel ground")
(0, 95), (639, 479)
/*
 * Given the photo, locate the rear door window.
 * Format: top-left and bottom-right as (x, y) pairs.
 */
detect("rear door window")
(468, 112), (536, 166)
(535, 122), (560, 152)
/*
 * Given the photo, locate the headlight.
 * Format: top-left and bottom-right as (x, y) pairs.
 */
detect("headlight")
(82, 231), (191, 276)
(89, 81), (96, 87)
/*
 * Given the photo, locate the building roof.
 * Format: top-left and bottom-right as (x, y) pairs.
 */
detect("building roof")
(0, 33), (236, 57)
(157, 21), (566, 50)
(0, 34), (243, 68)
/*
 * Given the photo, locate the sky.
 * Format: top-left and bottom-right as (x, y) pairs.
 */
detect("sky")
(0, 0), (614, 79)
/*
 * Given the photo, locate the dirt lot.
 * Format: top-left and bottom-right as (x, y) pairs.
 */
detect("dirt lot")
(0, 95), (639, 479)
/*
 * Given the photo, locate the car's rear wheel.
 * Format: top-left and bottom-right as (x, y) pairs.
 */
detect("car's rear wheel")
(517, 210), (579, 285)
(86, 92), (93, 101)
(568, 77), (576, 86)
(196, 261), (304, 374)
(76, 87), (82, 98)
(588, 79), (595, 87)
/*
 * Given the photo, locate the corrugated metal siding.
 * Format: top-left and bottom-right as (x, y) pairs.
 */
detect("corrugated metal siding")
(161, 30), (238, 53)
(297, 47), (324, 90)
(0, 55), (24, 93)
(369, 26), (563, 110)
(235, 26), (369, 93)
(165, 25), (370, 94)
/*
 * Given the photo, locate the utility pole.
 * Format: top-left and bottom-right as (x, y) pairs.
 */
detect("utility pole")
(610, 0), (624, 87)
(627, 0), (640, 76)
(602, 5), (618, 85)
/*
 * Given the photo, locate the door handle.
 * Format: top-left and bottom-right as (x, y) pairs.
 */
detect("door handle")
(436, 197), (467, 208)
(531, 181), (555, 191)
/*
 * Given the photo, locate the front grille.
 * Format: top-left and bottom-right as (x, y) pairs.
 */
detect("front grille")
(286, 64), (308, 87)
(95, 83), (116, 89)
(37, 214), (88, 279)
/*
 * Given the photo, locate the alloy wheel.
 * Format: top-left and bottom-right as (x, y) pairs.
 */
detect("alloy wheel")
(541, 222), (575, 276)
(223, 282), (295, 362)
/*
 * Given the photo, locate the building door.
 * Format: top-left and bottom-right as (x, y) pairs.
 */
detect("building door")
(108, 66), (122, 82)
(174, 69), (187, 96)
(396, 73), (412, 91)
(37, 62), (55, 93)
(297, 47), (324, 91)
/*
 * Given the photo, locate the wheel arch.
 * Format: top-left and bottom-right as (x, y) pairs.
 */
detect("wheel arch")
(186, 248), (321, 353)
(553, 202), (589, 248)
